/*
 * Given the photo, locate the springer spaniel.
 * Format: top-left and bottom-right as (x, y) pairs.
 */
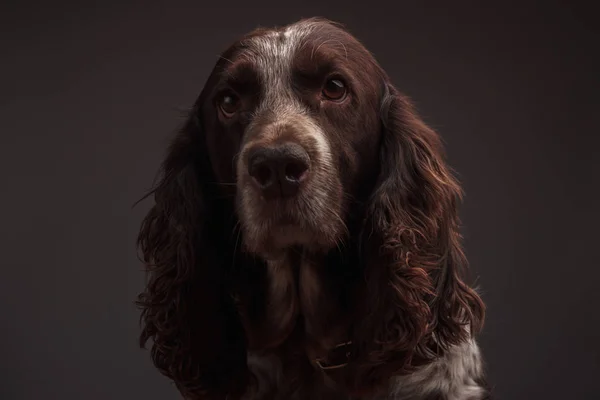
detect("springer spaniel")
(136, 17), (490, 400)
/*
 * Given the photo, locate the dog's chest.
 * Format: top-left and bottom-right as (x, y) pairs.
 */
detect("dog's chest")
(244, 339), (486, 400)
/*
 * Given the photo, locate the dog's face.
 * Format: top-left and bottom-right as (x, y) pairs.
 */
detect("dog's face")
(200, 20), (384, 258)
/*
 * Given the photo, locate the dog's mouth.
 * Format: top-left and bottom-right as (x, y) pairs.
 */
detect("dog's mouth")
(237, 191), (340, 258)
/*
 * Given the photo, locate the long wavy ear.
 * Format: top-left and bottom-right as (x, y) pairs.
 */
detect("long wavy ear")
(135, 80), (248, 399)
(350, 83), (485, 393)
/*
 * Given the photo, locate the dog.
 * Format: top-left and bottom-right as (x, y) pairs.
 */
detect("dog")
(136, 17), (489, 400)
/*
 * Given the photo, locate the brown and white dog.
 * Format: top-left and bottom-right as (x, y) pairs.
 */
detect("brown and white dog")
(136, 17), (489, 400)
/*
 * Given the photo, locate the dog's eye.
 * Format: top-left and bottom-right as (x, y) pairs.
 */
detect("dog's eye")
(219, 92), (241, 117)
(322, 78), (347, 101)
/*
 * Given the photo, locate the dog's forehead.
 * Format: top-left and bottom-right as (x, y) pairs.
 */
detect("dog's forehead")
(241, 21), (322, 75)
(224, 20), (341, 112)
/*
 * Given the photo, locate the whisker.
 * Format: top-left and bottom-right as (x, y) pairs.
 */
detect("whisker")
(219, 55), (234, 64)
(332, 40), (348, 60)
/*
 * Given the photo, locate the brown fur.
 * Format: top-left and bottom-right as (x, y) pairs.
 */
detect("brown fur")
(135, 17), (486, 400)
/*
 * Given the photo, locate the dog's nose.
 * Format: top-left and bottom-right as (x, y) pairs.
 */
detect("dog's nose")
(247, 143), (310, 198)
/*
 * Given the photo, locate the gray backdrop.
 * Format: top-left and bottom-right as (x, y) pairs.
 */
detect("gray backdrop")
(1, 1), (598, 399)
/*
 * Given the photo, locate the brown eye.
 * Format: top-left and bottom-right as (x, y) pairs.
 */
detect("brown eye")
(322, 78), (347, 101)
(219, 92), (240, 117)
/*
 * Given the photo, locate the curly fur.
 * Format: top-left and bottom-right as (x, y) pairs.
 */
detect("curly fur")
(135, 17), (488, 400)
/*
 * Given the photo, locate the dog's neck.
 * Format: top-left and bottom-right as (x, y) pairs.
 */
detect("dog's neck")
(235, 245), (358, 369)
(267, 248), (357, 349)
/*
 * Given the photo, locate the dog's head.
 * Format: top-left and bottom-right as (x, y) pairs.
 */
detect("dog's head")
(137, 17), (485, 399)
(200, 19), (384, 259)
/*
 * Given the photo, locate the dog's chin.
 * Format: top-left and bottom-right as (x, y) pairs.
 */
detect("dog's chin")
(237, 181), (347, 259)
(240, 213), (342, 260)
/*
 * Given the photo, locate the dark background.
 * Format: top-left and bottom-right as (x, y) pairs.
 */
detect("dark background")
(1, 1), (598, 399)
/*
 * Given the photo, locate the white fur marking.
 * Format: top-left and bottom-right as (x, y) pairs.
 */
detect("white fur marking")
(389, 339), (485, 400)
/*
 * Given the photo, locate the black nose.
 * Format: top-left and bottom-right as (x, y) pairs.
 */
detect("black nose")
(247, 143), (310, 198)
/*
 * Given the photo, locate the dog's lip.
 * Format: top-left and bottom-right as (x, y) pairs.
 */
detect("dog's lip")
(255, 190), (305, 208)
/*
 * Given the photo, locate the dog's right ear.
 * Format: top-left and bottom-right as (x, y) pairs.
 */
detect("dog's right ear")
(135, 55), (250, 399)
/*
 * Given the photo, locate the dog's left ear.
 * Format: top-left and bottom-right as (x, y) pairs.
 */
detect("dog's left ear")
(349, 82), (485, 393)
